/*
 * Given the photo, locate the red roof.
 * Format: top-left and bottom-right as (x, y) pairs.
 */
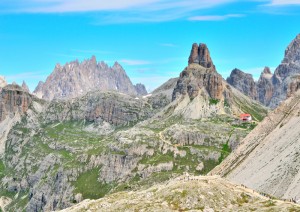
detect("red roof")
(240, 114), (251, 119)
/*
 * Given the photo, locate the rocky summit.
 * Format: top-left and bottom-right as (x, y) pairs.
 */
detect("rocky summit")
(226, 68), (258, 101)
(227, 34), (300, 108)
(172, 43), (267, 120)
(33, 56), (147, 100)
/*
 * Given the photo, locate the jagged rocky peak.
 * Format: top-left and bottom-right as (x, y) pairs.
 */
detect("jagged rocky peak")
(173, 42), (223, 101)
(22, 81), (30, 93)
(0, 75), (7, 88)
(33, 56), (146, 100)
(134, 83), (148, 96)
(282, 34), (300, 64)
(226, 68), (258, 101)
(188, 43), (216, 71)
(0, 83), (33, 122)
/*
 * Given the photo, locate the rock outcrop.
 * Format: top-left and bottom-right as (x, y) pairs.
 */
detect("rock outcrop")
(33, 56), (146, 100)
(227, 34), (300, 108)
(43, 91), (152, 126)
(257, 67), (274, 105)
(0, 84), (33, 122)
(134, 83), (148, 96)
(188, 43), (215, 71)
(226, 68), (258, 101)
(21, 81), (30, 93)
(173, 43), (222, 101)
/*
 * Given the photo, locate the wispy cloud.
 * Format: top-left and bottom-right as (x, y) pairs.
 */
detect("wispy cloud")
(160, 43), (177, 47)
(188, 14), (244, 21)
(267, 0), (300, 6)
(1, 0), (240, 24)
(2, 0), (235, 13)
(119, 59), (151, 66)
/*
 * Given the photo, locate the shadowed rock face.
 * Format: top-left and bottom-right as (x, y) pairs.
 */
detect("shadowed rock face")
(188, 43), (216, 71)
(33, 56), (147, 100)
(226, 68), (258, 101)
(134, 83), (148, 96)
(0, 84), (32, 122)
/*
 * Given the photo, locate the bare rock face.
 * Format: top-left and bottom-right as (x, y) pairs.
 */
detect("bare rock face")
(257, 67), (274, 105)
(268, 34), (300, 108)
(188, 43), (215, 71)
(22, 81), (30, 93)
(0, 84), (33, 122)
(134, 83), (148, 96)
(226, 68), (258, 101)
(211, 89), (300, 201)
(43, 91), (152, 126)
(173, 43), (222, 101)
(33, 56), (147, 100)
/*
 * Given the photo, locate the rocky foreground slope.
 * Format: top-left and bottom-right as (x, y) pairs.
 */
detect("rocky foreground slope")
(60, 175), (300, 212)
(210, 89), (300, 202)
(227, 34), (300, 108)
(33, 56), (147, 100)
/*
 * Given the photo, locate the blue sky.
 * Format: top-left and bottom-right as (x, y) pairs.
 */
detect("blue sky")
(0, 0), (300, 92)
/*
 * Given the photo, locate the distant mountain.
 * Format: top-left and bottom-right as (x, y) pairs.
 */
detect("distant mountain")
(227, 34), (300, 108)
(22, 81), (30, 93)
(210, 89), (300, 201)
(33, 56), (147, 100)
(226, 68), (258, 101)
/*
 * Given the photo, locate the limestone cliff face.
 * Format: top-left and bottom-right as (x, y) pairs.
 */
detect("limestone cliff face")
(188, 43), (216, 71)
(226, 68), (258, 101)
(43, 91), (152, 126)
(33, 56), (146, 100)
(268, 34), (300, 108)
(257, 67), (274, 105)
(0, 84), (32, 122)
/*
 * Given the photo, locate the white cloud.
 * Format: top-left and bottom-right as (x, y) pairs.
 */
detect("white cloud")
(2, 0), (235, 13)
(119, 59), (151, 66)
(188, 14), (244, 21)
(268, 0), (300, 6)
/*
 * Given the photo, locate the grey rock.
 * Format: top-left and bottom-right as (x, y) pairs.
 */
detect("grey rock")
(134, 83), (148, 96)
(226, 68), (258, 101)
(33, 56), (143, 100)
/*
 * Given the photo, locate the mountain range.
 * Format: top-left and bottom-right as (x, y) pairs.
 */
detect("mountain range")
(33, 56), (147, 100)
(0, 34), (300, 211)
(227, 34), (300, 108)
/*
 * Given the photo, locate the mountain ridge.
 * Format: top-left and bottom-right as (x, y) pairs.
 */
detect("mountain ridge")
(33, 56), (147, 100)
